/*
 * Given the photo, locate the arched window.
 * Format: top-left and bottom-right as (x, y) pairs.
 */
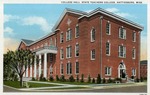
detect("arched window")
(91, 28), (95, 42)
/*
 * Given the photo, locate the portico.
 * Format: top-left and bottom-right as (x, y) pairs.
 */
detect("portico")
(24, 45), (57, 79)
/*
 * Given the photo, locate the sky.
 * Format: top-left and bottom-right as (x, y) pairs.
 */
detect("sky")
(4, 4), (147, 60)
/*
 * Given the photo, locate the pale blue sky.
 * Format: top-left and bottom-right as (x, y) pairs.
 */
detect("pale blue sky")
(4, 4), (147, 60)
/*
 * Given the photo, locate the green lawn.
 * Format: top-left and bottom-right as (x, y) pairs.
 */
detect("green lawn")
(47, 81), (93, 85)
(4, 81), (59, 88)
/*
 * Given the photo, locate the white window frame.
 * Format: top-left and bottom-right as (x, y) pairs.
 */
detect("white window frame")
(132, 48), (136, 59)
(119, 27), (126, 39)
(60, 48), (64, 59)
(105, 67), (111, 76)
(75, 62), (79, 74)
(60, 64), (64, 75)
(66, 46), (72, 58)
(75, 24), (79, 38)
(106, 41), (111, 56)
(91, 28), (96, 42)
(66, 62), (72, 75)
(66, 28), (72, 41)
(75, 44), (79, 57)
(60, 32), (64, 43)
(106, 21), (111, 35)
(132, 68), (136, 76)
(91, 49), (95, 60)
(132, 31), (136, 42)
(119, 45), (126, 58)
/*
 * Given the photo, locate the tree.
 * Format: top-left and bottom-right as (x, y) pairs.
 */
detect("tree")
(4, 49), (38, 87)
(97, 74), (101, 84)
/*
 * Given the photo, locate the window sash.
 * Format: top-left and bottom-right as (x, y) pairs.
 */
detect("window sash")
(105, 67), (111, 75)
(67, 63), (72, 74)
(60, 64), (63, 74)
(106, 23), (111, 35)
(75, 44), (79, 57)
(132, 49), (136, 59)
(76, 62), (79, 74)
(60, 49), (64, 59)
(91, 29), (95, 42)
(91, 49), (95, 59)
(119, 46), (126, 58)
(106, 42), (110, 55)
(60, 33), (64, 43)
(132, 32), (136, 42)
(75, 25), (79, 38)
(119, 28), (126, 39)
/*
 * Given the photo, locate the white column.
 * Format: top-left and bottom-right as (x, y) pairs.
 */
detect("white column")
(30, 64), (32, 77)
(39, 54), (41, 77)
(26, 64), (28, 77)
(44, 53), (47, 78)
(23, 65), (25, 77)
(34, 55), (37, 78)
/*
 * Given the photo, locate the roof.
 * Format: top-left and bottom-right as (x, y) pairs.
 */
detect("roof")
(140, 60), (147, 65)
(21, 39), (34, 45)
(78, 7), (143, 30)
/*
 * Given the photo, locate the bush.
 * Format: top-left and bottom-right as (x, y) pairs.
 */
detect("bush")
(69, 75), (75, 82)
(131, 76), (134, 79)
(97, 74), (101, 84)
(32, 77), (36, 81)
(39, 74), (43, 81)
(136, 78), (140, 82)
(80, 74), (84, 83)
(108, 78), (112, 83)
(88, 75), (91, 83)
(14, 74), (18, 81)
(92, 78), (95, 83)
(56, 75), (59, 81)
(49, 76), (54, 81)
(60, 75), (65, 82)
(140, 77), (143, 82)
(115, 77), (122, 82)
(103, 78), (106, 83)
(76, 75), (79, 82)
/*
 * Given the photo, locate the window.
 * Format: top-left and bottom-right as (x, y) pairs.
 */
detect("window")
(106, 41), (110, 55)
(60, 32), (64, 43)
(50, 65), (53, 74)
(75, 62), (79, 74)
(106, 22), (111, 35)
(75, 25), (79, 38)
(105, 67), (111, 76)
(60, 49), (64, 59)
(132, 69), (136, 76)
(60, 64), (63, 74)
(132, 48), (136, 59)
(67, 62), (72, 74)
(66, 29), (72, 41)
(119, 27), (126, 39)
(91, 28), (96, 42)
(119, 45), (126, 58)
(91, 49), (95, 60)
(75, 44), (79, 57)
(132, 32), (136, 42)
(66, 46), (72, 58)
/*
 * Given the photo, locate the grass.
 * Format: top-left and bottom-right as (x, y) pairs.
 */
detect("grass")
(4, 81), (59, 88)
(48, 81), (93, 85)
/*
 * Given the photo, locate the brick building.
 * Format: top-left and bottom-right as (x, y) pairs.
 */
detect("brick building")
(140, 60), (147, 78)
(18, 8), (143, 81)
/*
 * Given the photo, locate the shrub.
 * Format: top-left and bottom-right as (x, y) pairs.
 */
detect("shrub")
(69, 75), (75, 82)
(80, 74), (84, 83)
(115, 77), (122, 82)
(76, 75), (79, 82)
(60, 75), (65, 82)
(49, 76), (54, 81)
(88, 75), (91, 83)
(108, 77), (112, 83)
(39, 74), (43, 81)
(32, 77), (36, 81)
(56, 75), (59, 81)
(92, 78), (95, 83)
(140, 77), (143, 82)
(103, 78), (106, 83)
(97, 74), (101, 84)
(131, 76), (134, 79)
(136, 78), (140, 82)
(14, 74), (18, 81)
(42, 77), (47, 81)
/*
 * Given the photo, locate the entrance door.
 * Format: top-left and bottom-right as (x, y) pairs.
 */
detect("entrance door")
(118, 63), (126, 78)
